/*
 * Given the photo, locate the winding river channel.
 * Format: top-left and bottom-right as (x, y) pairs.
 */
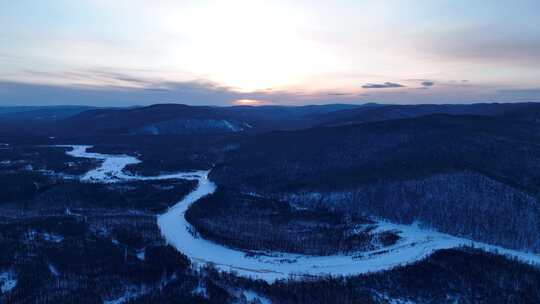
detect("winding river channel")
(54, 145), (540, 282)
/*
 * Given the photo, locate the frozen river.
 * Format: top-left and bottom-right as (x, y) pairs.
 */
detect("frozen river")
(55, 145), (540, 282)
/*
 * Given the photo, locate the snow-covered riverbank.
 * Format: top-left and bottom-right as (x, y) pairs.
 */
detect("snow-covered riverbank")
(57, 145), (204, 182)
(54, 145), (540, 282)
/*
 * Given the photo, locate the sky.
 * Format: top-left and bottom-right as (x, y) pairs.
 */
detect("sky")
(1, 0), (540, 106)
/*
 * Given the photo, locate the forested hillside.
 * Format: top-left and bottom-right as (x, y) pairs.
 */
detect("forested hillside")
(186, 188), (400, 255)
(210, 113), (540, 252)
(2, 103), (540, 302)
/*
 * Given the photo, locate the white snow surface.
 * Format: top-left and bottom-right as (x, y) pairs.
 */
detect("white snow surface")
(222, 120), (243, 132)
(48, 263), (60, 277)
(104, 287), (149, 304)
(54, 145), (540, 282)
(241, 290), (272, 304)
(0, 271), (17, 294)
(43, 232), (64, 243)
(56, 145), (203, 183)
(136, 249), (145, 261)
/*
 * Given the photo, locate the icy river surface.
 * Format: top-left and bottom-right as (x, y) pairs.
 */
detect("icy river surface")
(55, 145), (540, 282)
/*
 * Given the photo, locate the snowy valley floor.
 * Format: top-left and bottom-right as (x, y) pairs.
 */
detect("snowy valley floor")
(53, 145), (540, 282)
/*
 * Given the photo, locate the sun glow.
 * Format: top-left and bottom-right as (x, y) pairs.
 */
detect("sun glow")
(233, 99), (266, 105)
(162, 1), (341, 92)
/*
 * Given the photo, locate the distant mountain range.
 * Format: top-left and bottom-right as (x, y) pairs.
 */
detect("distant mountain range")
(3, 102), (540, 137)
(315, 102), (540, 126)
(209, 106), (540, 254)
(0, 103), (362, 136)
(3, 101), (540, 302)
(0, 106), (95, 121)
(8, 101), (537, 254)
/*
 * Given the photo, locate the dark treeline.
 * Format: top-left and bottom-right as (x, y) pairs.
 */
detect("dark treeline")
(0, 145), (99, 175)
(80, 134), (235, 175)
(212, 114), (540, 194)
(3, 104), (540, 302)
(4, 214), (540, 303)
(206, 248), (540, 304)
(0, 145), (196, 213)
(286, 171), (540, 253)
(211, 114), (540, 253)
(0, 216), (207, 304)
(186, 188), (398, 255)
(0, 173), (195, 213)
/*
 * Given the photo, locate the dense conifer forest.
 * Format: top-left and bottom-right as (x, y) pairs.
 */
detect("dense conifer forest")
(3, 103), (540, 302)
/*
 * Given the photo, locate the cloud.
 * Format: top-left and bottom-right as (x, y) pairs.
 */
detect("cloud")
(326, 92), (351, 96)
(1, 69), (538, 107)
(0, 80), (240, 107)
(421, 27), (540, 67)
(0, 78), (342, 106)
(143, 87), (170, 92)
(493, 88), (540, 102)
(86, 70), (152, 86)
(361, 82), (405, 89)
(13, 69), (162, 90)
